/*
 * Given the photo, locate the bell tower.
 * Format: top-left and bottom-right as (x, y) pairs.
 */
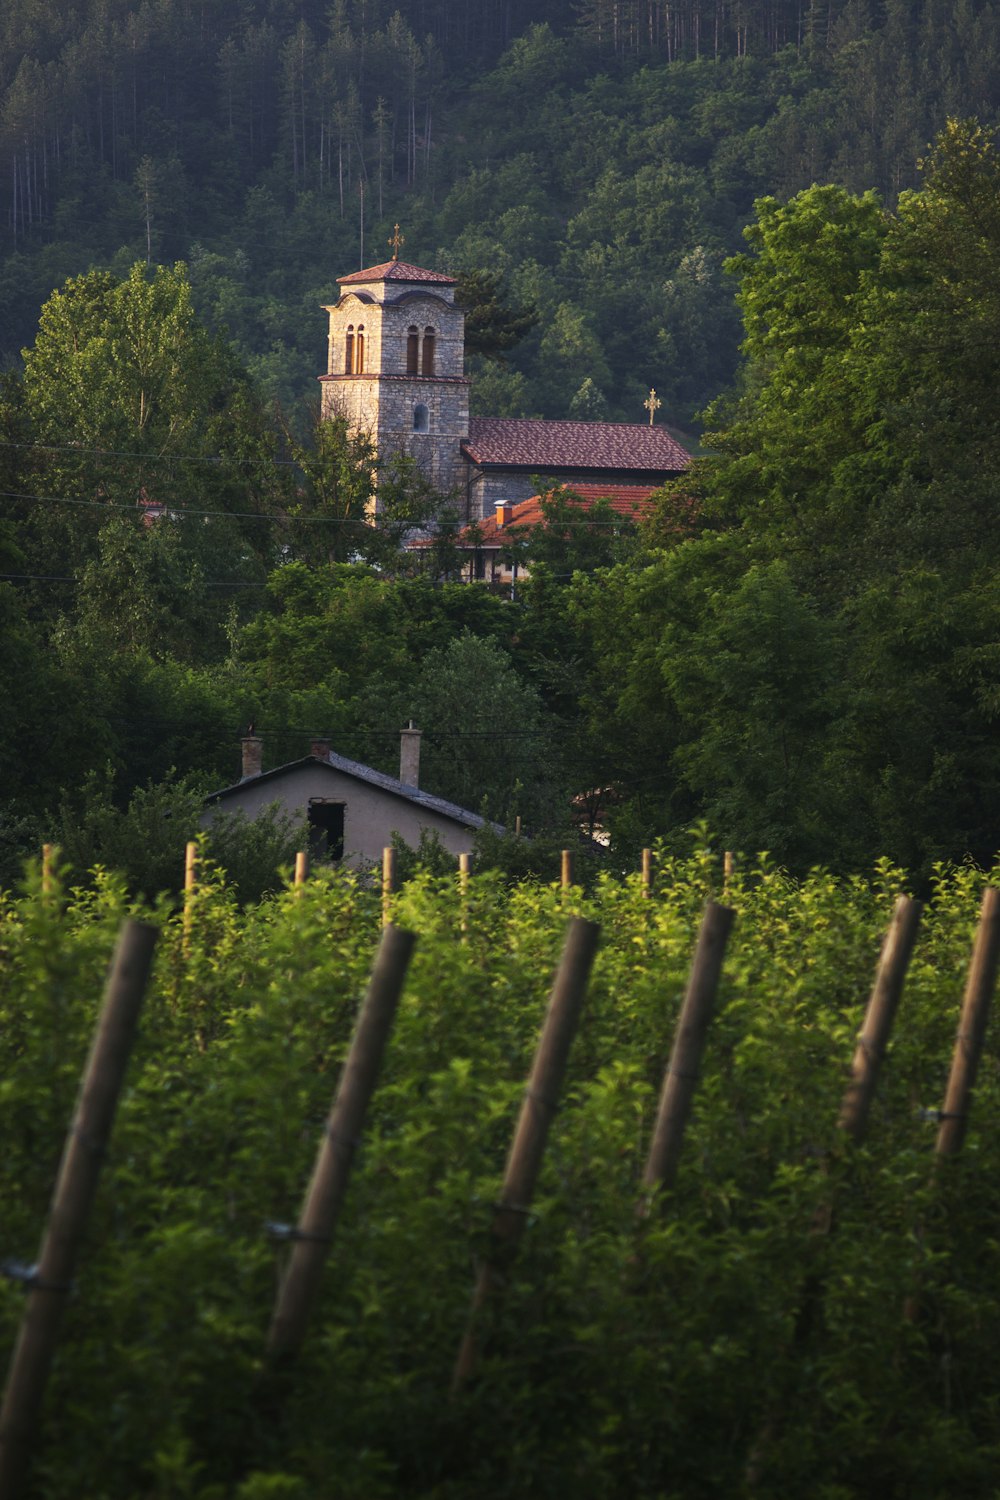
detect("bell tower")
(319, 231), (470, 497)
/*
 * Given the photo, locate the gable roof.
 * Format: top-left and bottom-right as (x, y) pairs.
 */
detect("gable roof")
(463, 417), (691, 473)
(205, 748), (492, 831)
(338, 259), (457, 286)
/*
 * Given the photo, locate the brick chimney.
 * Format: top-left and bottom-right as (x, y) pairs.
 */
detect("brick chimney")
(310, 737), (331, 761)
(241, 733), (263, 780)
(399, 720), (422, 787)
(495, 500), (513, 529)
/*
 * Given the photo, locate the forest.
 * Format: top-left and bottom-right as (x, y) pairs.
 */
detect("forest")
(4, 0), (1000, 886)
(5, 0), (1000, 419)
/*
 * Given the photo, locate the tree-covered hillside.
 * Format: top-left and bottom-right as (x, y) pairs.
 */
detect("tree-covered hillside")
(4, 0), (1000, 421)
(5, 4), (1000, 889)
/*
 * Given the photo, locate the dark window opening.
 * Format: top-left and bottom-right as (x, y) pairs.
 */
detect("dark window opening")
(308, 799), (345, 862)
(355, 327), (365, 374)
(422, 327), (436, 376)
(344, 328), (354, 374)
(406, 326), (419, 375)
(413, 403), (429, 433)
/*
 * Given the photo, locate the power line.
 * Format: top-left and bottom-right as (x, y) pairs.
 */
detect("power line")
(0, 572), (267, 587)
(94, 708), (551, 742)
(0, 573), (76, 583)
(0, 488), (353, 523)
(0, 438), (297, 468)
(0, 488), (657, 528)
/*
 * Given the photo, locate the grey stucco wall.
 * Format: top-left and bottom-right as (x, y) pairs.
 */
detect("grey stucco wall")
(202, 764), (479, 869)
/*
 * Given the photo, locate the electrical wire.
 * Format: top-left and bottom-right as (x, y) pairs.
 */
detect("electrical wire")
(0, 488), (316, 522)
(0, 487), (654, 527)
(0, 438), (296, 467)
(0, 572), (267, 587)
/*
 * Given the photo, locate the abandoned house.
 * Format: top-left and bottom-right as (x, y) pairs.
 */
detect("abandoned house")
(202, 725), (495, 869)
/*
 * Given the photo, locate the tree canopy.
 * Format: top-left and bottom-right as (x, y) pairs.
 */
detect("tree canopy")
(570, 120), (1000, 874)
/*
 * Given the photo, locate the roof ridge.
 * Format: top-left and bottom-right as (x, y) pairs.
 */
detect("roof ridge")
(205, 749), (495, 831)
(338, 258), (456, 285)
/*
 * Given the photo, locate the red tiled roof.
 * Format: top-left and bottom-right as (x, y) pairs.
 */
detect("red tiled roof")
(406, 480), (695, 552)
(338, 259), (456, 286)
(544, 482), (662, 511)
(471, 486), (659, 544)
(463, 417), (690, 472)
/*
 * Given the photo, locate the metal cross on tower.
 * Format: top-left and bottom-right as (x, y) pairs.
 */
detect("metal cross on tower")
(644, 388), (662, 425)
(388, 224), (405, 261)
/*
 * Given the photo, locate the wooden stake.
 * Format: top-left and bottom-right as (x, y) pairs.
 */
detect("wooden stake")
(902, 887), (1000, 1325)
(723, 850), (734, 896)
(293, 851), (309, 888)
(837, 895), (922, 1143)
(561, 849), (574, 889)
(0, 920), (158, 1500)
(515, 815), (522, 840)
(746, 896), (921, 1488)
(641, 847), (652, 899)
(182, 841), (197, 957)
(459, 853), (471, 936)
(40, 845), (53, 900)
(266, 924), (417, 1363)
(381, 846), (396, 927)
(641, 902), (735, 1197)
(452, 916), (600, 1394)
(935, 886), (1000, 1164)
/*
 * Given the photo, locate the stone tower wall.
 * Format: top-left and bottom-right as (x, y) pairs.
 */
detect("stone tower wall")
(321, 280), (469, 499)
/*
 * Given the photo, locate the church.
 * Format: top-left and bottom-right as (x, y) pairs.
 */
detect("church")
(319, 242), (691, 523)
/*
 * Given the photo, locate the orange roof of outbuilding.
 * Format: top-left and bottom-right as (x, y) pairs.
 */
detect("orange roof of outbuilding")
(475, 488), (657, 544)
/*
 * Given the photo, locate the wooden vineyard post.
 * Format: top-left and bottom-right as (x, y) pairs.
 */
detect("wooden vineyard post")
(40, 845), (54, 900)
(641, 848), (652, 900)
(561, 849), (574, 889)
(266, 924), (417, 1364)
(459, 852), (471, 935)
(723, 850), (734, 898)
(641, 902), (735, 1202)
(745, 895), (922, 1487)
(515, 815), (522, 839)
(934, 886), (1000, 1165)
(0, 920), (158, 1500)
(902, 887), (1000, 1326)
(837, 895), (922, 1143)
(182, 841), (197, 957)
(293, 851), (309, 889)
(451, 915), (600, 1395)
(381, 846), (396, 927)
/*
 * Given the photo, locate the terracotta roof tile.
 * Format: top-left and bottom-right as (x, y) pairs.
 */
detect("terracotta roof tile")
(406, 480), (696, 552)
(463, 417), (690, 472)
(468, 486), (659, 544)
(338, 259), (456, 286)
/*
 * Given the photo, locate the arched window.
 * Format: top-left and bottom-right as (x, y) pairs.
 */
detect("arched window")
(354, 326), (365, 374)
(421, 326), (436, 377)
(406, 326), (419, 375)
(344, 326), (354, 374)
(413, 403), (429, 433)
